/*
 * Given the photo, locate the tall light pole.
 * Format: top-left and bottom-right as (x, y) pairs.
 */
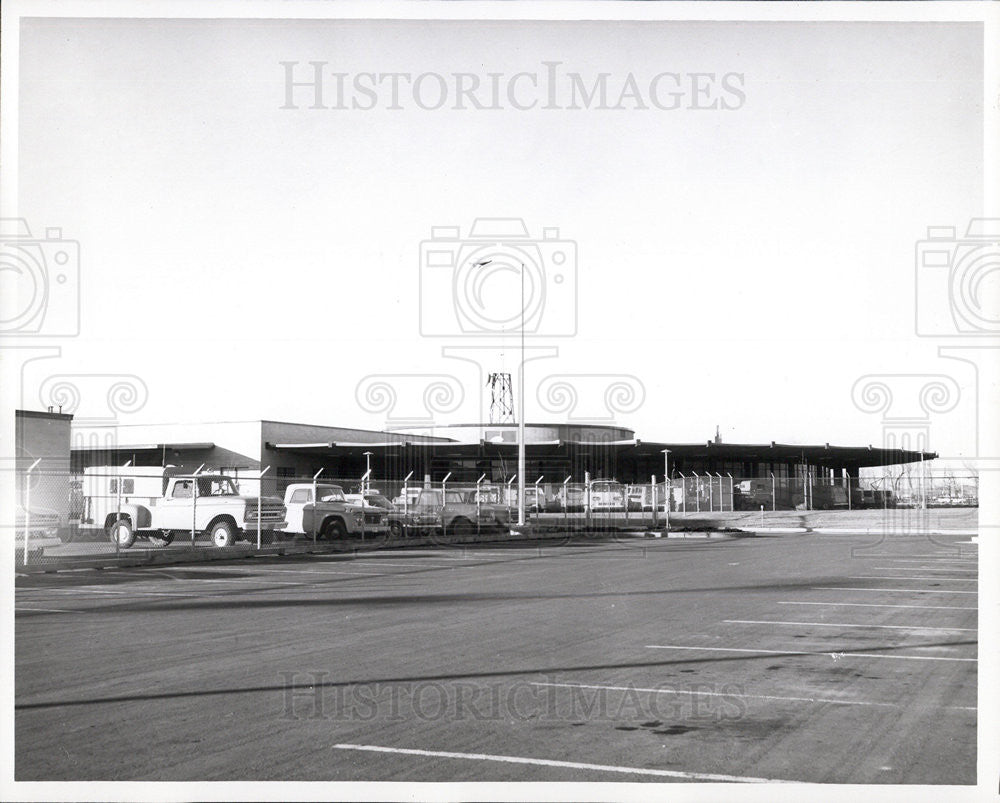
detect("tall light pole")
(473, 258), (526, 526)
(662, 449), (671, 529)
(517, 261), (525, 527)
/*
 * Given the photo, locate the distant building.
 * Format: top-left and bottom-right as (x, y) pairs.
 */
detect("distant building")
(67, 417), (934, 510)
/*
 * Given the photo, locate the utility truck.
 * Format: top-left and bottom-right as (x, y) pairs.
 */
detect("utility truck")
(80, 466), (286, 548)
(281, 482), (389, 539)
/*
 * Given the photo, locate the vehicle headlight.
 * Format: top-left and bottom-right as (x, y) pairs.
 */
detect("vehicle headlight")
(353, 512), (364, 524)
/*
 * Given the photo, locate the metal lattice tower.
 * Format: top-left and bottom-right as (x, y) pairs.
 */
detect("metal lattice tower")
(487, 373), (515, 424)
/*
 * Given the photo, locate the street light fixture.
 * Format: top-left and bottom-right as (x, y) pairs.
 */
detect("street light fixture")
(474, 258), (527, 527)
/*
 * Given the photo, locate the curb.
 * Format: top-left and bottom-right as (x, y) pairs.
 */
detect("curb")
(15, 528), (590, 574)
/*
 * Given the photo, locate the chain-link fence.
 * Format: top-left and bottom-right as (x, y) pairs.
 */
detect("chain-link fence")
(13, 466), (980, 568)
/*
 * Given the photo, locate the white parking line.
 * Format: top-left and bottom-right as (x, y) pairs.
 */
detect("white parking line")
(907, 554), (977, 559)
(847, 576), (977, 582)
(15, 606), (83, 614)
(873, 559), (976, 565)
(331, 743), (782, 783)
(870, 567), (976, 573)
(28, 587), (195, 597)
(724, 619), (977, 633)
(241, 567), (390, 577)
(344, 561), (455, 569)
(814, 587), (977, 595)
(779, 601), (976, 610)
(529, 681), (976, 711)
(645, 645), (976, 662)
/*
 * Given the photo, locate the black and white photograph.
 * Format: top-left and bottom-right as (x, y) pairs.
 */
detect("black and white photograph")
(1, 0), (996, 799)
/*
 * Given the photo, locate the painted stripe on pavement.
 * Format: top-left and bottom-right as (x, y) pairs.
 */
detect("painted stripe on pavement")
(645, 644), (976, 662)
(529, 681), (976, 712)
(331, 743), (784, 782)
(778, 601), (976, 610)
(724, 619), (976, 632)
(813, 587), (976, 595)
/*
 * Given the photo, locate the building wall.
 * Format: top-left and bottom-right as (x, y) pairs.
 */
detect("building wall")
(15, 410), (73, 527)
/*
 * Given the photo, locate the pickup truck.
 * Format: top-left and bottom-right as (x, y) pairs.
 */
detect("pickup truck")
(387, 487), (507, 538)
(282, 483), (389, 539)
(80, 466), (286, 548)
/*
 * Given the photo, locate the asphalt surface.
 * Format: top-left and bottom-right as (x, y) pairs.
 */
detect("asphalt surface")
(15, 529), (977, 784)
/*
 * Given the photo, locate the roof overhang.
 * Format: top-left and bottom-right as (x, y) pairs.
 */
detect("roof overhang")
(72, 442), (215, 453)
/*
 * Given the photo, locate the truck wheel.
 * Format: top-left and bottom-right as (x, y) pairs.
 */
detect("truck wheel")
(450, 517), (474, 537)
(108, 519), (136, 549)
(322, 519), (348, 539)
(210, 520), (236, 548)
(149, 531), (174, 547)
(389, 520), (404, 539)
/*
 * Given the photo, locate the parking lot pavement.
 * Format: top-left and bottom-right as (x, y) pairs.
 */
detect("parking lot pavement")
(15, 531), (977, 784)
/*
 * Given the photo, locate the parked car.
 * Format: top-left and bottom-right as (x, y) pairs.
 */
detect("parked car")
(555, 483), (586, 511)
(589, 479), (628, 512)
(14, 504), (63, 561)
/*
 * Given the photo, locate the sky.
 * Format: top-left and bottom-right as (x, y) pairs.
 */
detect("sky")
(3, 12), (991, 462)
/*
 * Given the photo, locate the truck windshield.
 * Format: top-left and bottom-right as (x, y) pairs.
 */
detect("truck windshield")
(197, 477), (238, 496)
(417, 491), (467, 506)
(317, 485), (347, 502)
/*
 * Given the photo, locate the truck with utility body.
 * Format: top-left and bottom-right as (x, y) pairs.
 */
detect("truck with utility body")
(387, 487), (507, 538)
(281, 483), (389, 539)
(80, 466), (286, 548)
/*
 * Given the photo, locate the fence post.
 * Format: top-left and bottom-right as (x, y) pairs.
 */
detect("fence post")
(402, 470), (413, 518)
(257, 466), (270, 550)
(846, 471), (852, 511)
(584, 471), (591, 527)
(534, 476), (544, 522)
(191, 463), (204, 547)
(360, 468), (372, 541)
(441, 472), (452, 536)
(23, 458), (41, 566)
(706, 473), (713, 512)
(562, 475), (572, 530)
(679, 472), (686, 514)
(476, 473), (485, 535)
(770, 473), (776, 511)
(506, 474), (516, 527)
(312, 468), (324, 545)
(651, 474), (657, 529)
